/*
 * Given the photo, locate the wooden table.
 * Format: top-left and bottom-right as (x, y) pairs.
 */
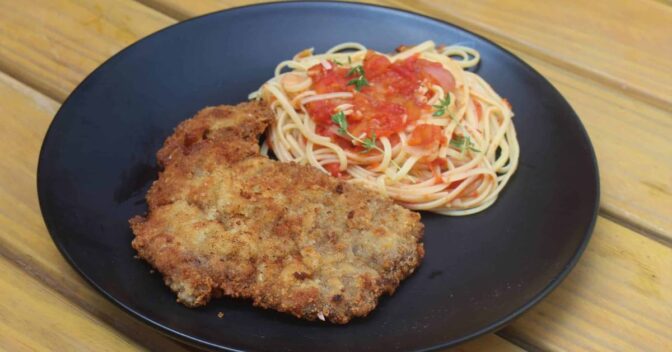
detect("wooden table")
(0, 0), (670, 350)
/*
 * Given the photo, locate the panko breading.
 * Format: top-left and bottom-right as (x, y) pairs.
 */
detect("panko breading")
(130, 101), (424, 324)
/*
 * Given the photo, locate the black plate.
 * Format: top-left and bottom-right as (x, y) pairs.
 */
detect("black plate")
(37, 2), (599, 351)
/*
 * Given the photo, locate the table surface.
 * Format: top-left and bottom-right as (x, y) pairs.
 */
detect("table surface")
(0, 0), (670, 351)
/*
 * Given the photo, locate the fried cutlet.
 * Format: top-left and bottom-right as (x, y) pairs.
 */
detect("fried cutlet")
(130, 101), (424, 324)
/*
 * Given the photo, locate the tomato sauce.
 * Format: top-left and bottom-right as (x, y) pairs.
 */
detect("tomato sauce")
(305, 51), (455, 149)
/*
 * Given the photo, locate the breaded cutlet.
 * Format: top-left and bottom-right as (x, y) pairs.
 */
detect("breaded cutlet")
(130, 101), (424, 323)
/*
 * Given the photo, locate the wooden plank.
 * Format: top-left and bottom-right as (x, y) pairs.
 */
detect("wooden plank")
(521, 55), (672, 244)
(134, 0), (672, 242)
(0, 0), (174, 101)
(0, 70), (517, 351)
(137, 0), (672, 109)
(0, 71), (191, 352)
(502, 217), (672, 351)
(447, 335), (525, 352)
(0, 256), (141, 351)
(135, 0), (226, 20)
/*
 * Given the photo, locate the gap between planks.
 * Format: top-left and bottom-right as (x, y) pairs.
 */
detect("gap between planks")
(600, 208), (672, 248)
(0, 237), (193, 352)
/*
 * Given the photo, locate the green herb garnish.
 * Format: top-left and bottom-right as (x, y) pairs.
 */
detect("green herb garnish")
(432, 96), (452, 117)
(450, 135), (480, 153)
(347, 76), (369, 91)
(330, 112), (398, 167)
(347, 65), (365, 77)
(360, 132), (377, 153)
(345, 64), (369, 91)
(331, 111), (349, 135)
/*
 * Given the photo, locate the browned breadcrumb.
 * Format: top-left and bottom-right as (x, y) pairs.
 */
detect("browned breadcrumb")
(130, 101), (424, 324)
(217, 312), (224, 318)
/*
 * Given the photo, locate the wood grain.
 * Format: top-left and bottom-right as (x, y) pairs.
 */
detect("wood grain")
(138, 0), (672, 110)
(0, 256), (143, 351)
(136, 0), (227, 20)
(522, 54), (672, 244)
(448, 335), (524, 352)
(0, 0), (174, 101)
(0, 71), (190, 352)
(502, 217), (672, 351)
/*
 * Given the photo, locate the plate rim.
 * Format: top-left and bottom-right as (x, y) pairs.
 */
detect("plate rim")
(36, 1), (600, 351)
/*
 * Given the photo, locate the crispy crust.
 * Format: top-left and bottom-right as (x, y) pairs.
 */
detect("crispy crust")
(130, 101), (424, 323)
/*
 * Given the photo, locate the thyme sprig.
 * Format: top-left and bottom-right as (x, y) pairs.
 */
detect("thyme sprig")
(450, 135), (480, 153)
(346, 65), (369, 91)
(432, 96), (452, 117)
(330, 112), (399, 170)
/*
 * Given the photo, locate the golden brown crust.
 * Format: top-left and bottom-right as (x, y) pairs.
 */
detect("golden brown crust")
(131, 101), (424, 324)
(156, 102), (272, 167)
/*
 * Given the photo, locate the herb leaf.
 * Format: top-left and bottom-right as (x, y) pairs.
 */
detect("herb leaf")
(347, 76), (369, 91)
(327, 113), (401, 170)
(450, 135), (480, 153)
(360, 132), (377, 153)
(347, 65), (365, 77)
(432, 96), (452, 117)
(331, 111), (348, 135)
(332, 59), (343, 66)
(345, 64), (369, 91)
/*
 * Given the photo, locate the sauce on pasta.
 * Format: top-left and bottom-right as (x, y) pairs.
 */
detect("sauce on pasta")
(251, 41), (519, 216)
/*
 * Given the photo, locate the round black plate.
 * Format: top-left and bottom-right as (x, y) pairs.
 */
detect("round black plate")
(38, 2), (599, 351)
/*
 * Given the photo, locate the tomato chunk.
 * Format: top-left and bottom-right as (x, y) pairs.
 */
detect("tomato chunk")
(308, 64), (350, 93)
(408, 124), (444, 147)
(324, 163), (342, 177)
(363, 51), (391, 79)
(305, 50), (456, 147)
(418, 60), (455, 91)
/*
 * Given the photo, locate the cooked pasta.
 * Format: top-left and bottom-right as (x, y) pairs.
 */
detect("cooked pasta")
(250, 41), (519, 215)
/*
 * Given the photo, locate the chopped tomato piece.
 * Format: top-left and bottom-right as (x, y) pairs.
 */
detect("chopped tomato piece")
(446, 179), (464, 190)
(306, 52), (456, 145)
(366, 162), (381, 170)
(305, 100), (337, 124)
(389, 55), (418, 81)
(363, 51), (391, 79)
(418, 60), (455, 91)
(324, 163), (342, 177)
(474, 100), (482, 119)
(308, 64), (350, 93)
(408, 124), (444, 147)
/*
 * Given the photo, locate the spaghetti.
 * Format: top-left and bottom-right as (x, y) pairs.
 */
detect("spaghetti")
(250, 41), (519, 215)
